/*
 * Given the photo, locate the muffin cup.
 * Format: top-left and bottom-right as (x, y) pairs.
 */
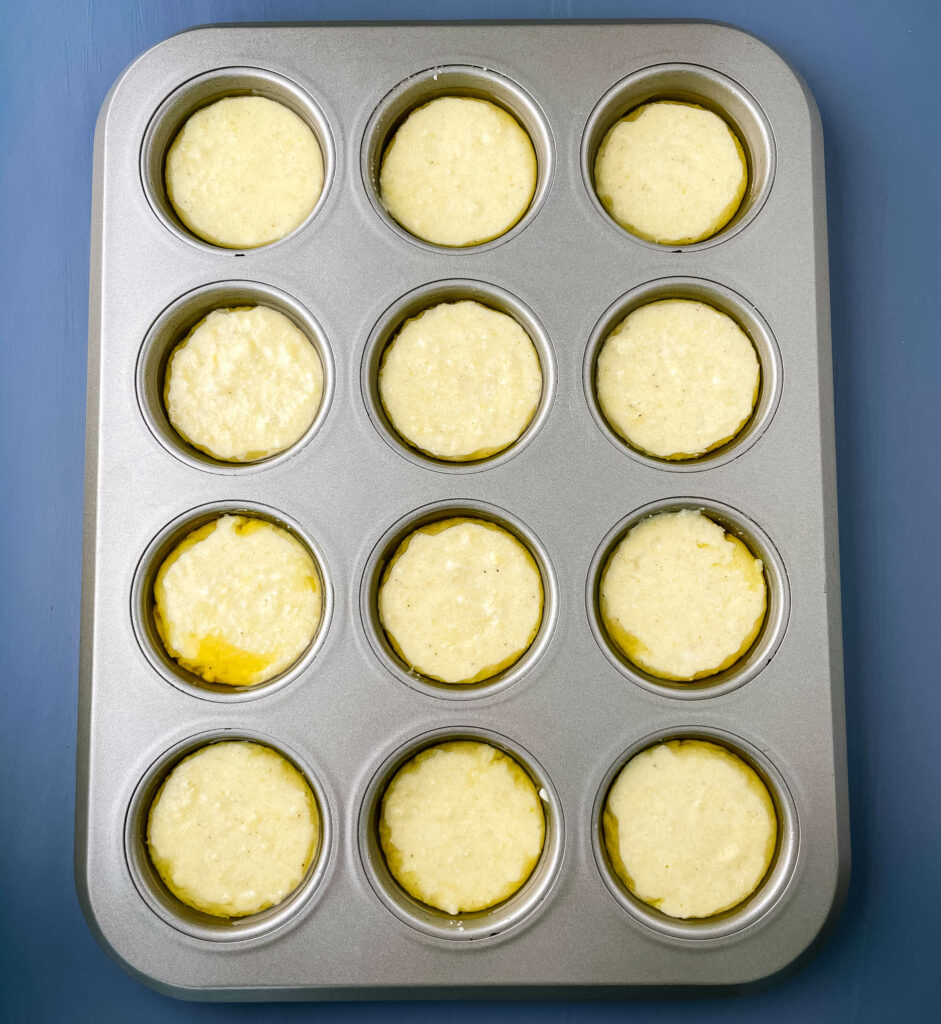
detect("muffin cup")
(583, 277), (782, 471)
(136, 281), (334, 473)
(361, 279), (556, 473)
(130, 501), (333, 702)
(587, 497), (790, 699)
(360, 500), (558, 699)
(141, 67), (335, 252)
(592, 726), (799, 940)
(358, 726), (564, 941)
(361, 65), (553, 252)
(125, 729), (333, 942)
(582, 63), (775, 250)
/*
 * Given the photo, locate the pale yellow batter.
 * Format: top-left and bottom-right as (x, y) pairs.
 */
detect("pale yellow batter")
(148, 740), (319, 918)
(379, 300), (542, 460)
(380, 740), (545, 914)
(378, 518), (543, 684)
(165, 306), (324, 462)
(599, 509), (766, 681)
(166, 95), (324, 248)
(154, 514), (322, 687)
(596, 299), (759, 459)
(604, 739), (777, 919)
(379, 96), (537, 246)
(594, 101), (747, 244)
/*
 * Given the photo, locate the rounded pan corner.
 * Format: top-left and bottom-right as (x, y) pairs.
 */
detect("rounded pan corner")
(699, 19), (825, 138)
(93, 61), (135, 145)
(93, 23), (228, 138)
(74, 865), (228, 1003)
(73, 863), (171, 997)
(732, 853), (852, 994)
(777, 60), (825, 144)
(684, 18), (793, 60)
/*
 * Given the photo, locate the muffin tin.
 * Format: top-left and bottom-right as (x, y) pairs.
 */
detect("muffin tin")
(78, 22), (849, 998)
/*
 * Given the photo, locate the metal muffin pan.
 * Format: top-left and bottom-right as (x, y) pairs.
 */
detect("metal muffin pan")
(78, 22), (849, 999)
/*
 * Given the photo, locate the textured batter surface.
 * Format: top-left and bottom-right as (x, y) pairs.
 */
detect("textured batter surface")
(378, 518), (543, 684)
(603, 739), (777, 919)
(379, 96), (537, 246)
(380, 740), (545, 914)
(600, 509), (766, 681)
(596, 299), (760, 459)
(153, 515), (322, 687)
(594, 101), (747, 244)
(165, 95), (324, 248)
(379, 300), (542, 460)
(165, 306), (324, 462)
(147, 741), (319, 918)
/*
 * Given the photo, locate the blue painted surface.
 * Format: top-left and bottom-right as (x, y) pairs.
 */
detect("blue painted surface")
(1, 0), (939, 1020)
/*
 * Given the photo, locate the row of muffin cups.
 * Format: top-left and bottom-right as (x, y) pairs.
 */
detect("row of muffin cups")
(132, 495), (789, 705)
(138, 276), (783, 476)
(142, 62), (775, 254)
(127, 719), (799, 947)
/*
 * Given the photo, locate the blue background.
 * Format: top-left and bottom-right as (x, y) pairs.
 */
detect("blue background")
(2, 0), (939, 1020)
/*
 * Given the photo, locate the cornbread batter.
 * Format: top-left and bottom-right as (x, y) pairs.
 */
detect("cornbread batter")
(148, 740), (319, 918)
(154, 514), (322, 686)
(594, 101), (747, 244)
(596, 299), (759, 459)
(379, 300), (542, 460)
(379, 96), (537, 246)
(166, 95), (324, 248)
(380, 740), (545, 914)
(603, 739), (777, 919)
(165, 306), (324, 462)
(599, 509), (766, 681)
(378, 518), (543, 684)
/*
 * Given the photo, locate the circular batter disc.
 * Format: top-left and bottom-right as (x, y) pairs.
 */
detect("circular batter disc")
(166, 95), (324, 248)
(599, 509), (766, 681)
(594, 101), (747, 244)
(379, 299), (542, 461)
(379, 96), (537, 246)
(378, 517), (543, 684)
(165, 306), (324, 462)
(603, 739), (777, 919)
(596, 299), (759, 460)
(147, 740), (319, 918)
(154, 514), (322, 687)
(380, 740), (545, 914)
